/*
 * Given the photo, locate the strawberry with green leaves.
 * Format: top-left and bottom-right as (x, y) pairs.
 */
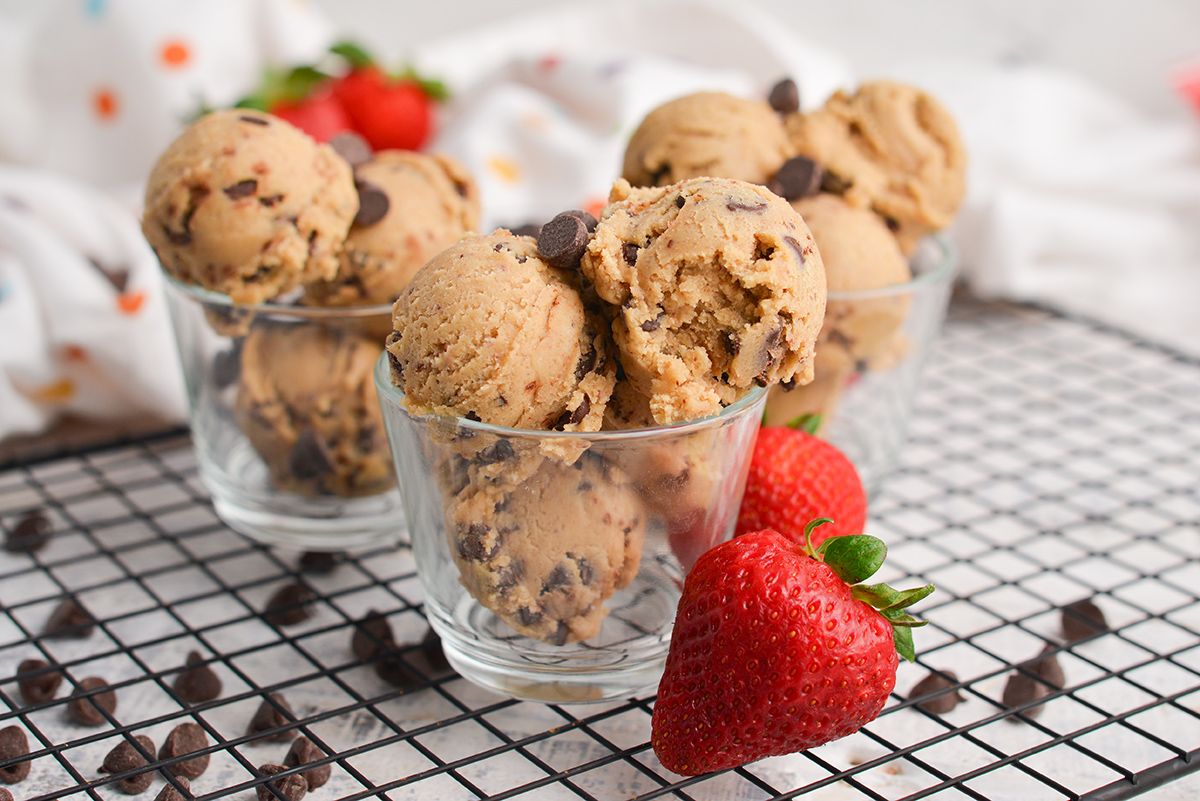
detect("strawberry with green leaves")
(736, 415), (867, 549)
(651, 522), (933, 776)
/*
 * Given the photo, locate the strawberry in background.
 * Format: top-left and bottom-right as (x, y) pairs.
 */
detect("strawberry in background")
(234, 41), (448, 151)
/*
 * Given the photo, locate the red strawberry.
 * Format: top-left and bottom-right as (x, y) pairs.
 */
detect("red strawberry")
(333, 66), (439, 152)
(270, 89), (353, 143)
(736, 416), (867, 549)
(652, 523), (933, 775)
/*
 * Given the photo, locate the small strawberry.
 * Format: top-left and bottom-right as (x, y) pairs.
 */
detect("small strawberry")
(736, 415), (867, 549)
(270, 89), (354, 142)
(329, 42), (447, 152)
(652, 522), (933, 775)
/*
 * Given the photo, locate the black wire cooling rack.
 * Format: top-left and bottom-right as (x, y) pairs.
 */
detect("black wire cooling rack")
(1, 296), (1199, 801)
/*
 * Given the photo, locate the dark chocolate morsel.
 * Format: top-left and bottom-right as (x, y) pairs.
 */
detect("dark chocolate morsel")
(67, 676), (117, 726)
(288, 429), (335, 482)
(43, 596), (95, 639)
(768, 78), (800, 114)
(0, 726), (31, 784)
(1002, 647), (1065, 720)
(820, 170), (852, 195)
(621, 242), (639, 266)
(255, 764), (308, 801)
(353, 181), (390, 227)
(774, 156), (824, 201)
(247, 692), (297, 742)
(16, 658), (62, 705)
(510, 222), (542, 238)
(154, 776), (191, 801)
(782, 235), (806, 266)
(1061, 599), (1109, 643)
(263, 582), (316, 628)
(284, 736), (332, 790)
(298, 550), (343, 575)
(351, 610), (395, 662)
(239, 115), (270, 126)
(329, 131), (373, 167)
(560, 208), (598, 233)
(537, 213), (589, 270)
(374, 654), (420, 688)
(223, 180), (258, 200)
(158, 722), (210, 778)
(909, 670), (964, 715)
(100, 734), (156, 794)
(5, 510), (51, 554)
(172, 651), (222, 705)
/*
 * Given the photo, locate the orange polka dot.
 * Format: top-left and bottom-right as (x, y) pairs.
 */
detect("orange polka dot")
(117, 291), (146, 314)
(584, 196), (606, 220)
(160, 39), (191, 68)
(60, 344), (88, 363)
(31, 379), (75, 404)
(487, 155), (522, 184)
(93, 88), (119, 120)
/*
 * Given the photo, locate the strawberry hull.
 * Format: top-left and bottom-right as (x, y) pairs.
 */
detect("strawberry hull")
(651, 530), (898, 775)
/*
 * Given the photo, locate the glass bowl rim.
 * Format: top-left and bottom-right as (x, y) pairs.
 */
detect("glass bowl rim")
(161, 273), (394, 320)
(373, 354), (769, 443)
(826, 234), (958, 302)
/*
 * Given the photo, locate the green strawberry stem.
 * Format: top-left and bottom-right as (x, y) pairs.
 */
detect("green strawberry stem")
(330, 40), (375, 69)
(803, 519), (934, 663)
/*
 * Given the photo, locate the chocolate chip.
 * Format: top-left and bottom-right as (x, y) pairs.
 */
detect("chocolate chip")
(353, 181), (390, 227)
(726, 200), (768, 213)
(773, 156), (824, 201)
(5, 510), (51, 554)
(722, 331), (740, 356)
(569, 395), (590, 426)
(782, 235), (806, 266)
(575, 347), (597, 381)
(553, 621), (569, 646)
(820, 170), (852, 195)
(768, 78), (800, 113)
(256, 764), (308, 801)
(374, 654), (420, 688)
(16, 658), (62, 705)
(67, 676), (117, 726)
(621, 242), (639, 266)
(158, 722), (210, 778)
(537, 213), (590, 270)
(1002, 647), (1065, 720)
(458, 523), (498, 562)
(640, 314), (661, 332)
(674, 194), (686, 209)
(575, 557), (594, 586)
(909, 670), (964, 714)
(329, 131), (372, 167)
(510, 222), (542, 238)
(100, 734), (156, 794)
(542, 564), (573, 593)
(560, 208), (598, 233)
(247, 692), (296, 742)
(172, 651), (222, 705)
(283, 736), (331, 790)
(239, 115), (270, 126)
(1061, 599), (1109, 643)
(211, 340), (243, 389)
(0, 726), (31, 784)
(154, 777), (191, 801)
(223, 180), (258, 200)
(515, 607), (543, 627)
(288, 429), (335, 482)
(351, 610), (395, 662)
(298, 551), (343, 575)
(476, 439), (514, 465)
(263, 582), (316, 627)
(43, 596), (95, 639)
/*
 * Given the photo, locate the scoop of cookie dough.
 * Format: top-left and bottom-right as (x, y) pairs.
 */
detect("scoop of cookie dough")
(304, 150), (480, 307)
(581, 177), (826, 424)
(143, 109), (358, 304)
(622, 91), (793, 188)
(387, 230), (616, 432)
(785, 80), (967, 253)
(766, 193), (913, 427)
(445, 453), (645, 644)
(235, 320), (393, 497)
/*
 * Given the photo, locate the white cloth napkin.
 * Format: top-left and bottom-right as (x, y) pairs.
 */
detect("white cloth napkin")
(2, 0), (1198, 442)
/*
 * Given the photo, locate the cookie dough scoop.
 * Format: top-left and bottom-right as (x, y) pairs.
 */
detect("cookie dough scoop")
(142, 109), (358, 304)
(582, 177), (826, 424)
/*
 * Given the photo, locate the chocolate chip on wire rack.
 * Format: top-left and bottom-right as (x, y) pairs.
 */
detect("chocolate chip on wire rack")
(297, 551), (343, 575)
(0, 725), (31, 784)
(4, 510), (51, 554)
(263, 582), (316, 628)
(172, 651), (222, 705)
(16, 658), (62, 705)
(158, 722), (210, 779)
(154, 776), (191, 801)
(255, 764), (308, 801)
(43, 596), (96, 639)
(909, 669), (965, 715)
(99, 734), (156, 794)
(1061, 598), (1109, 643)
(537, 213), (590, 270)
(67, 676), (117, 726)
(284, 736), (332, 790)
(351, 609), (395, 663)
(1002, 646), (1065, 721)
(247, 692), (297, 742)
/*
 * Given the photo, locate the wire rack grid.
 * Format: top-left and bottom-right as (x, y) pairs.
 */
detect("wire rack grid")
(1, 296), (1198, 801)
